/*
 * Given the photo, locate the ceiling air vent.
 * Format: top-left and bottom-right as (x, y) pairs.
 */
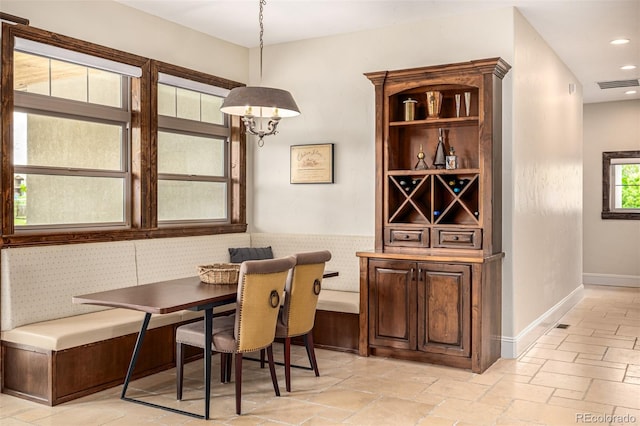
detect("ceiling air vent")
(597, 79), (640, 89)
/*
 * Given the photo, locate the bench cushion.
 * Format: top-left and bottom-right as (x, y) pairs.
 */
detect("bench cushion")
(135, 233), (251, 284)
(0, 308), (180, 351)
(1, 241), (138, 331)
(317, 289), (359, 314)
(0, 305), (237, 351)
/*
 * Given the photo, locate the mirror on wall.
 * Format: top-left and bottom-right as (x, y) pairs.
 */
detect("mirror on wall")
(602, 150), (640, 220)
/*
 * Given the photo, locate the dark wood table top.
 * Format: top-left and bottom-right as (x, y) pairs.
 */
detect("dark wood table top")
(73, 270), (338, 314)
(72, 276), (237, 314)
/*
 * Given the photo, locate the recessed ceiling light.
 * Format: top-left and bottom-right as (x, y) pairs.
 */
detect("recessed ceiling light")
(611, 38), (630, 45)
(621, 65), (637, 70)
(625, 90), (637, 95)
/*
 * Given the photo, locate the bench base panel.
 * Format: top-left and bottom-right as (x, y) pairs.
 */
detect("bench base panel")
(308, 310), (359, 353)
(1, 324), (178, 406)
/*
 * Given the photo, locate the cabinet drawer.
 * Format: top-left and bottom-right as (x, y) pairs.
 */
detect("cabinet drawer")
(385, 228), (429, 247)
(432, 228), (481, 249)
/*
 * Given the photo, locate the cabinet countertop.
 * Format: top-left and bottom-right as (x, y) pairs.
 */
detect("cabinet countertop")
(356, 250), (504, 264)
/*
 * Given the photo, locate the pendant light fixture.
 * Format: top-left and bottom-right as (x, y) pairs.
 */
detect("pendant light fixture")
(220, 0), (300, 146)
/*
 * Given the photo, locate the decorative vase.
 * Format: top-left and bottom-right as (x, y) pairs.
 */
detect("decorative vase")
(464, 91), (471, 116)
(425, 91), (443, 119)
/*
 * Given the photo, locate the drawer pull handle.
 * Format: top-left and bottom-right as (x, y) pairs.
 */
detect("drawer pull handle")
(452, 236), (459, 241)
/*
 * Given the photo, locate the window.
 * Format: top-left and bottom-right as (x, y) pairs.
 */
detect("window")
(1, 24), (246, 245)
(11, 44), (137, 230)
(602, 151), (640, 220)
(155, 69), (231, 225)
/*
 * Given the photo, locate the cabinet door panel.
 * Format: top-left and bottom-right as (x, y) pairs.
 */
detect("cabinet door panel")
(417, 263), (470, 357)
(368, 260), (416, 349)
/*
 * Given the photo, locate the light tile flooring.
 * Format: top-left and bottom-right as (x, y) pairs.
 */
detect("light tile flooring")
(1, 285), (639, 425)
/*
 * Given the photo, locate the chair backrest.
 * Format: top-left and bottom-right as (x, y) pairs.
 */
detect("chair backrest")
(281, 250), (332, 337)
(234, 256), (296, 352)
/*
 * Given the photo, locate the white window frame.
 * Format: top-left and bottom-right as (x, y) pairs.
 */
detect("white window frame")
(156, 76), (232, 226)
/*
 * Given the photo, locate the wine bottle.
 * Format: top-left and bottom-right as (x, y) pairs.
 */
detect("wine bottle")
(401, 179), (415, 193)
(448, 178), (461, 193)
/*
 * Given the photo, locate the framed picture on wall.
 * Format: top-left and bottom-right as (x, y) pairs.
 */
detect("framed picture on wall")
(290, 143), (334, 184)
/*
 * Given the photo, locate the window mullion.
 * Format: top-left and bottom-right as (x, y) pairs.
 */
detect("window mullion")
(14, 165), (127, 178)
(15, 91), (129, 123)
(158, 173), (226, 182)
(158, 116), (230, 138)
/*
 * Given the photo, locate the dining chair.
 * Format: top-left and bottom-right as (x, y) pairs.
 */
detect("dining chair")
(175, 255), (296, 415)
(261, 250), (332, 392)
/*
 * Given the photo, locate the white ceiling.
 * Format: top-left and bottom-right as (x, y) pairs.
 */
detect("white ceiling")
(116, 0), (639, 104)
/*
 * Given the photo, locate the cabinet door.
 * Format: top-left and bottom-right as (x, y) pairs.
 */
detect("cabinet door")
(417, 263), (471, 357)
(368, 259), (416, 350)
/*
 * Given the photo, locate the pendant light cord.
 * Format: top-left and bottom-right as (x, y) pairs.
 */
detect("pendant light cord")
(259, 0), (265, 83)
(257, 0), (266, 146)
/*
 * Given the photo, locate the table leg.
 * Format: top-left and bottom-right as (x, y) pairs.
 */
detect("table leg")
(119, 306), (224, 419)
(204, 307), (213, 420)
(121, 312), (151, 399)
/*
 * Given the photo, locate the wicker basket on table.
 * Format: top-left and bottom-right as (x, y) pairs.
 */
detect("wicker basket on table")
(198, 263), (240, 284)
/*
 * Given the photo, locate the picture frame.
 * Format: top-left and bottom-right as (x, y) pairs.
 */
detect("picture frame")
(290, 143), (334, 184)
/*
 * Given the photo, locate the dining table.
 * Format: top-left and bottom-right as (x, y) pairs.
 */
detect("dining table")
(72, 270), (339, 420)
(73, 276), (237, 419)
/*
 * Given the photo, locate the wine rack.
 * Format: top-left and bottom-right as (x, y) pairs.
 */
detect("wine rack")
(387, 171), (480, 226)
(433, 173), (479, 225)
(388, 174), (431, 224)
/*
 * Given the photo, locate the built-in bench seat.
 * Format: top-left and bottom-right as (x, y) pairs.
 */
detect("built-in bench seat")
(0, 232), (373, 405)
(1, 307), (236, 352)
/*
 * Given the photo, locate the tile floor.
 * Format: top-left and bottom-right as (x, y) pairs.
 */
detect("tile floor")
(1, 285), (638, 425)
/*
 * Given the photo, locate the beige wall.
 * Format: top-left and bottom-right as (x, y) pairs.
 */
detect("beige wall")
(583, 100), (640, 286)
(504, 10), (584, 354)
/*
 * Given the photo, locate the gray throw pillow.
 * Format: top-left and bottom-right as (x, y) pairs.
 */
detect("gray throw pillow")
(228, 246), (274, 263)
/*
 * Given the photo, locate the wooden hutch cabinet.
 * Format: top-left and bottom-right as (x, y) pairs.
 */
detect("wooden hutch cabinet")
(357, 58), (510, 373)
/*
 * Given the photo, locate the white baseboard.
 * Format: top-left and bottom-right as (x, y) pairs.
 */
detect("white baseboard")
(501, 284), (584, 359)
(583, 273), (640, 288)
